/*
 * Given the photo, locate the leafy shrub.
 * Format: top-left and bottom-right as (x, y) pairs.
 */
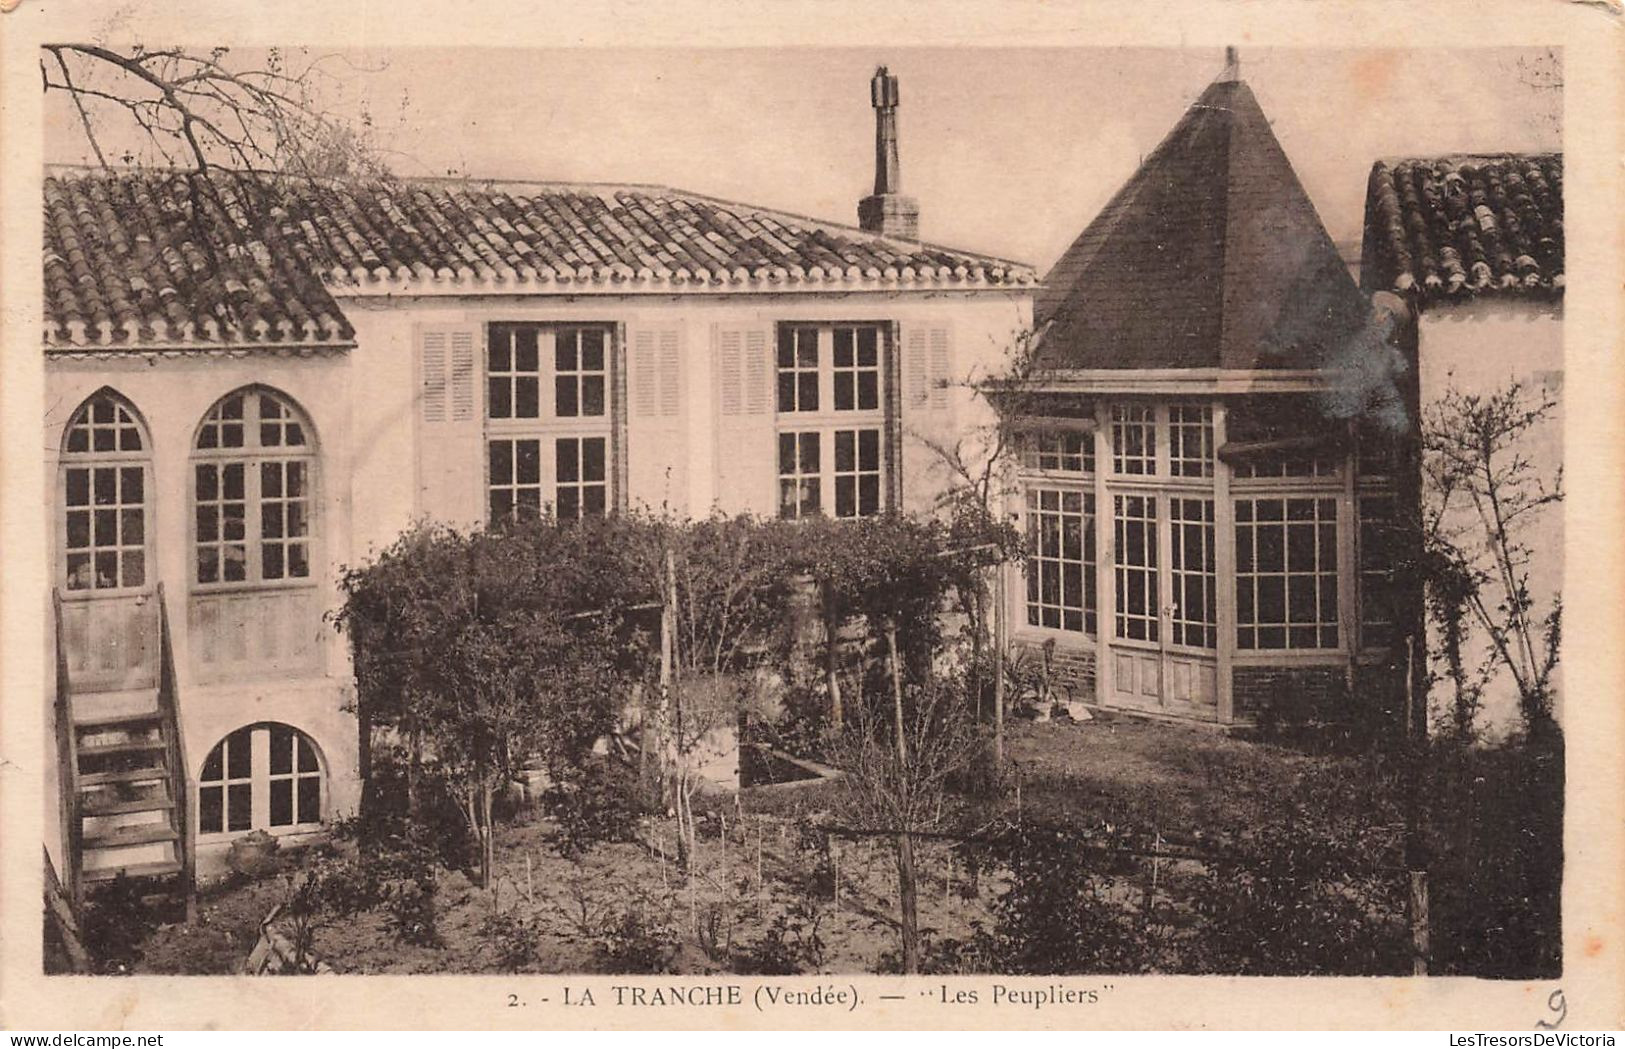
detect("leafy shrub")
(1185, 762), (1408, 975)
(479, 910), (542, 970)
(80, 875), (161, 974)
(735, 900), (826, 975)
(380, 877), (438, 947)
(1427, 733), (1563, 978)
(975, 821), (1145, 974)
(544, 761), (650, 860)
(597, 905), (680, 973)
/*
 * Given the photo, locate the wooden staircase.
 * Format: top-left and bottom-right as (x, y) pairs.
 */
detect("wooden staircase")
(54, 585), (195, 910)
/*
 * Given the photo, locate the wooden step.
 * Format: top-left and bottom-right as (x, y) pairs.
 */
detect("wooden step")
(83, 859), (182, 884)
(84, 823), (178, 849)
(82, 794), (175, 817)
(77, 738), (166, 759)
(73, 704), (162, 729)
(79, 766), (167, 787)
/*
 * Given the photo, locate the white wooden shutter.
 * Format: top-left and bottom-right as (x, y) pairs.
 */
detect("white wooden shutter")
(713, 323), (776, 516)
(899, 320), (956, 515)
(627, 324), (689, 514)
(415, 322), (485, 528)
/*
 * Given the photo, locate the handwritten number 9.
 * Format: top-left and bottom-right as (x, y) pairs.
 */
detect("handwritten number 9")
(1536, 988), (1565, 1030)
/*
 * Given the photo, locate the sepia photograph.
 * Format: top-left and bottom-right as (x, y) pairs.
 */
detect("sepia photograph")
(3, 0), (1620, 1032)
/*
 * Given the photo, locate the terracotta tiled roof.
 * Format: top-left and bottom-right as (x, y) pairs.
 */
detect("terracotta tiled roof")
(1361, 154), (1563, 303)
(43, 168), (1035, 350)
(1035, 78), (1369, 372)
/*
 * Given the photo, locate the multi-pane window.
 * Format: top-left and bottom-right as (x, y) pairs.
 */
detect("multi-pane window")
(198, 727), (253, 834)
(555, 437), (608, 519)
(832, 327), (881, 411)
(1169, 497), (1217, 648)
(1235, 497), (1339, 650)
(199, 723), (323, 835)
(1025, 488), (1097, 634)
(1231, 452), (1338, 480)
(1111, 404), (1157, 475)
(193, 389), (314, 587)
(777, 327), (820, 413)
(1358, 495), (1399, 649)
(1021, 430), (1094, 474)
(1113, 494), (1160, 642)
(486, 323), (613, 523)
(1168, 404), (1215, 478)
(62, 393), (148, 592)
(774, 323), (887, 519)
(268, 724), (322, 828)
(833, 429), (882, 518)
(777, 432), (822, 519)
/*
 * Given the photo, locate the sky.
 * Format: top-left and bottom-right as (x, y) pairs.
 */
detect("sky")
(43, 46), (1561, 272)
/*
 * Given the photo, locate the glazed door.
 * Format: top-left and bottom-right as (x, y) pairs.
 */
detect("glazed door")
(1108, 492), (1218, 714)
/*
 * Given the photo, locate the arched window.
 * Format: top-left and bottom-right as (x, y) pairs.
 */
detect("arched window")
(61, 391), (149, 592)
(199, 723), (324, 835)
(192, 388), (316, 587)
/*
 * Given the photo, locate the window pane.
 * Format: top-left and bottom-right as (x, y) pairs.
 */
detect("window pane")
(122, 551), (145, 587)
(582, 438), (605, 482)
(835, 476), (855, 518)
(199, 785), (223, 834)
(202, 743), (223, 781)
(227, 783), (252, 831)
(298, 735), (318, 772)
(227, 728), (252, 778)
(121, 467), (143, 504)
(515, 377), (538, 419)
(489, 440), (512, 483)
(297, 776), (321, 823)
(270, 779), (293, 827)
(514, 327), (537, 372)
(516, 441), (541, 484)
(557, 487), (580, 520)
(557, 439), (579, 483)
(556, 376), (579, 417)
(488, 378), (512, 419)
(270, 725), (292, 774)
(582, 376), (605, 416)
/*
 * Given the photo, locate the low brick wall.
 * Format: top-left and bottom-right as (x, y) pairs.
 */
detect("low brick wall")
(1233, 662), (1407, 723)
(1232, 665), (1346, 722)
(1013, 638), (1097, 703)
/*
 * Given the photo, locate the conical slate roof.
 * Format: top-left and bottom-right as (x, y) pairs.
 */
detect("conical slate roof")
(1035, 77), (1369, 372)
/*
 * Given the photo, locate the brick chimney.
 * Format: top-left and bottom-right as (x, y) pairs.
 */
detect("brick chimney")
(857, 66), (920, 240)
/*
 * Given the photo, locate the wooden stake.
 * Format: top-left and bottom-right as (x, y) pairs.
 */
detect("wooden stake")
(994, 564), (1007, 770)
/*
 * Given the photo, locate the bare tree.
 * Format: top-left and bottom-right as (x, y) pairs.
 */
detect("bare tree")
(42, 43), (395, 178)
(829, 671), (988, 974)
(1422, 378), (1563, 737)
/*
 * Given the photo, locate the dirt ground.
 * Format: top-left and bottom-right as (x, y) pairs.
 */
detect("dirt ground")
(131, 711), (1385, 975)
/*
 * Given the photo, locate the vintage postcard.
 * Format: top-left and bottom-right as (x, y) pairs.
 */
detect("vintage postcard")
(1, 0), (1621, 1032)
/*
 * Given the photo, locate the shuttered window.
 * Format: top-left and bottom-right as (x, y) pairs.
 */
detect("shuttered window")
(772, 323), (888, 519)
(484, 323), (616, 524)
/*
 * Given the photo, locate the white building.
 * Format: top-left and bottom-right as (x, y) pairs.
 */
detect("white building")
(1360, 152), (1564, 734)
(42, 69), (1035, 898)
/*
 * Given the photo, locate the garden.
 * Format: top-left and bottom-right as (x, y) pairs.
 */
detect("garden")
(65, 507), (1561, 980)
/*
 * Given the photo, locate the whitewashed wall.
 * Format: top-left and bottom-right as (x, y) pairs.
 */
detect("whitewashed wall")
(44, 352), (362, 871)
(1418, 299), (1563, 735)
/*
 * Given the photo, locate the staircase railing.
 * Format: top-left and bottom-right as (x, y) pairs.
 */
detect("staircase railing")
(51, 588), (83, 912)
(155, 583), (196, 910)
